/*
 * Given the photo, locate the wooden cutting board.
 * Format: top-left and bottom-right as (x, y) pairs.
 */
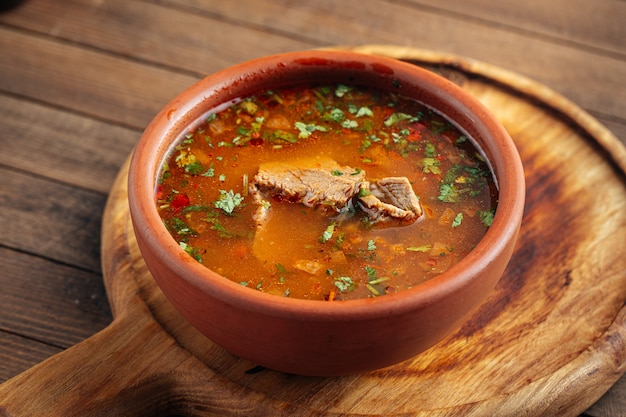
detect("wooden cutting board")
(1, 45), (625, 417)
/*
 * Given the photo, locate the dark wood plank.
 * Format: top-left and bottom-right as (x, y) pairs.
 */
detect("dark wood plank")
(0, 247), (111, 351)
(0, 0), (314, 76)
(402, 0), (626, 56)
(159, 0), (626, 121)
(0, 96), (138, 194)
(0, 331), (63, 383)
(2, 0), (624, 147)
(0, 168), (107, 271)
(0, 26), (198, 129)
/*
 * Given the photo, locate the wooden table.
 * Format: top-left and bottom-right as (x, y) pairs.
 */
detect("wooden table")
(0, 1), (624, 415)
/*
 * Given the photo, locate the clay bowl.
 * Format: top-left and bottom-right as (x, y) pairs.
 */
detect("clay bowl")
(128, 50), (525, 376)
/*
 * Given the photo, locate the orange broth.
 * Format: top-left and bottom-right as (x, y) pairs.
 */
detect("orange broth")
(156, 84), (498, 300)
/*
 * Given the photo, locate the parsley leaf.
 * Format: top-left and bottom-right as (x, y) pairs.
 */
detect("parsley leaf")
(479, 210), (495, 227)
(452, 212), (463, 228)
(182, 161), (204, 175)
(167, 217), (197, 236)
(364, 265), (377, 280)
(355, 106), (374, 117)
(334, 276), (355, 292)
(438, 183), (460, 203)
(335, 84), (353, 97)
(213, 190), (244, 215)
(322, 108), (345, 123)
(294, 122), (327, 138)
(179, 241), (202, 263)
(318, 222), (336, 243)
(422, 157), (441, 174)
(341, 119), (358, 129)
(384, 112), (414, 127)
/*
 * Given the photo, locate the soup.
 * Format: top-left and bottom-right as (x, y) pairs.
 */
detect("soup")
(156, 84), (497, 301)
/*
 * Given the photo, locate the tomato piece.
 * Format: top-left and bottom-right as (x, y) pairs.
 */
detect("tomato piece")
(171, 193), (190, 210)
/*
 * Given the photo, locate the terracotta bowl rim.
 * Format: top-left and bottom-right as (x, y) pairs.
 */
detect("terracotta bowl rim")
(128, 49), (525, 321)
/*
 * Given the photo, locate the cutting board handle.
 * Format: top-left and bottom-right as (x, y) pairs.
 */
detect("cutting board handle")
(0, 304), (214, 416)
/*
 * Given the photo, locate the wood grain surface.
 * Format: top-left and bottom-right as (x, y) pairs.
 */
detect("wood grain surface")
(1, 1), (625, 416)
(1, 48), (624, 416)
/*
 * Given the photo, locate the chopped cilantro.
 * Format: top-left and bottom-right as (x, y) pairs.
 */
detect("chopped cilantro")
(431, 120), (449, 134)
(239, 100), (258, 115)
(422, 157), (441, 174)
(384, 112), (414, 127)
(213, 190), (244, 215)
(264, 130), (298, 143)
(331, 170), (344, 176)
(360, 138), (372, 152)
(364, 265), (377, 280)
(184, 161), (206, 175)
(318, 222), (336, 243)
(179, 241), (202, 263)
(425, 142), (437, 157)
(479, 210), (495, 227)
(335, 84), (352, 97)
(355, 106), (374, 117)
(367, 240), (377, 251)
(334, 232), (345, 248)
(358, 187), (372, 197)
(341, 119), (358, 129)
(322, 107), (345, 123)
(334, 276), (355, 292)
(294, 121), (327, 138)
(209, 219), (239, 238)
(438, 183), (460, 203)
(182, 205), (213, 213)
(167, 217), (197, 236)
(201, 166), (215, 177)
(252, 116), (265, 131)
(452, 212), (463, 228)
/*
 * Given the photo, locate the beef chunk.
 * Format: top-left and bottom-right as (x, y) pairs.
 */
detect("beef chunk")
(251, 157), (365, 211)
(249, 158), (422, 228)
(358, 177), (422, 223)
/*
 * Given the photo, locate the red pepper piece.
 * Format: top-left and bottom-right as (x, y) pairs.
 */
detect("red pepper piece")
(171, 193), (190, 210)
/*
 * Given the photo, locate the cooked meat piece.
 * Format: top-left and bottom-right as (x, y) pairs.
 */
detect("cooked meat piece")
(251, 157), (365, 211)
(248, 184), (272, 229)
(250, 158), (422, 230)
(357, 177), (422, 223)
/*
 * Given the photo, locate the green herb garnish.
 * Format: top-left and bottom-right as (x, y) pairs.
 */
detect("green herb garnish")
(452, 212), (463, 228)
(213, 190), (244, 215)
(319, 222), (336, 243)
(334, 276), (355, 292)
(294, 122), (327, 138)
(479, 210), (495, 227)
